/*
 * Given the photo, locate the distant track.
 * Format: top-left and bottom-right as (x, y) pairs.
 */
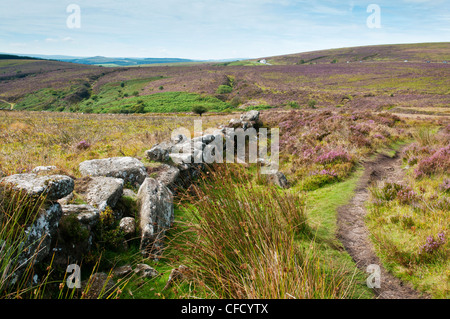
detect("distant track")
(337, 146), (429, 299)
(0, 99), (15, 110)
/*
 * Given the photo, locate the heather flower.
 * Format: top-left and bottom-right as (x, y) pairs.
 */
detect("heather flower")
(311, 169), (338, 177)
(315, 150), (352, 165)
(76, 140), (91, 150)
(350, 124), (370, 135)
(373, 133), (385, 139)
(434, 196), (450, 211)
(420, 232), (446, 255)
(397, 188), (418, 204)
(439, 178), (450, 193)
(414, 145), (450, 178)
(407, 156), (418, 166)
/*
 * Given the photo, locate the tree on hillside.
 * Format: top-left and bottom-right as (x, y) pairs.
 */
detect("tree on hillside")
(192, 105), (208, 116)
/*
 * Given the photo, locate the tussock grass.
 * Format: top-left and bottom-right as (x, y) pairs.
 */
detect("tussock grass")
(174, 165), (356, 299)
(0, 185), (47, 298)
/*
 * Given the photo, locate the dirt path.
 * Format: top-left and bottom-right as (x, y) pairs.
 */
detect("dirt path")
(0, 99), (15, 110)
(337, 148), (429, 299)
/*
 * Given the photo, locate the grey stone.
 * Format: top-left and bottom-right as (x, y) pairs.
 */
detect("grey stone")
(228, 118), (243, 128)
(240, 110), (260, 122)
(58, 192), (74, 205)
(171, 134), (189, 145)
(193, 141), (206, 151)
(0, 174), (74, 201)
(153, 164), (180, 189)
(137, 177), (174, 258)
(145, 142), (174, 162)
(169, 152), (192, 165)
(61, 204), (100, 227)
(81, 273), (116, 299)
(163, 265), (190, 290)
(22, 203), (63, 265)
(257, 158), (270, 166)
(32, 166), (57, 174)
(201, 134), (216, 145)
(113, 265), (132, 278)
(134, 263), (159, 279)
(122, 188), (137, 199)
(119, 217), (136, 237)
(79, 157), (147, 187)
(52, 204), (99, 266)
(82, 176), (124, 211)
(269, 171), (289, 189)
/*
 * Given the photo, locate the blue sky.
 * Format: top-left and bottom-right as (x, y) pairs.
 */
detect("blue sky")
(0, 0), (449, 59)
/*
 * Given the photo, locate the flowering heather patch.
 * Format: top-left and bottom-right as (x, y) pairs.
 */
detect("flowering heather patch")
(76, 140), (91, 150)
(350, 124), (370, 135)
(314, 150), (352, 165)
(370, 182), (412, 203)
(439, 179), (450, 193)
(414, 145), (450, 178)
(434, 196), (450, 211)
(262, 109), (406, 184)
(396, 188), (419, 205)
(311, 169), (338, 177)
(420, 233), (446, 255)
(402, 143), (434, 164)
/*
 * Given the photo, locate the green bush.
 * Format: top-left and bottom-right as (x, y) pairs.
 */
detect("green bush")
(308, 100), (317, 108)
(216, 85), (232, 94)
(230, 96), (241, 108)
(288, 101), (300, 109)
(301, 174), (337, 191)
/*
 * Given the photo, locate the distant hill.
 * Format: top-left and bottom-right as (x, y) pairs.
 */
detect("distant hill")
(0, 54), (41, 61)
(255, 42), (450, 65)
(58, 56), (200, 66)
(2, 53), (201, 66)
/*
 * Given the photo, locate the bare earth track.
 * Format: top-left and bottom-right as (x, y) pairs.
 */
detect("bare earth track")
(337, 148), (430, 299)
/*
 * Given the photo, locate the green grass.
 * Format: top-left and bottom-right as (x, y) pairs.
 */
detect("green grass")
(78, 77), (232, 114)
(86, 91), (231, 114)
(99, 206), (198, 299)
(0, 100), (10, 109)
(13, 76), (233, 114)
(293, 167), (373, 298)
(365, 127), (450, 298)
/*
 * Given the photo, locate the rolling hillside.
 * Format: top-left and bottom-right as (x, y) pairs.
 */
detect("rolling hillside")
(256, 42), (450, 65)
(0, 43), (449, 113)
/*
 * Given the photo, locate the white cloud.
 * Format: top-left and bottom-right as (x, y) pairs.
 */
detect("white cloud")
(45, 37), (74, 43)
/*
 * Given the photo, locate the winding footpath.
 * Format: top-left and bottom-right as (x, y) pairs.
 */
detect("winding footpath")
(0, 98), (14, 110)
(337, 147), (429, 299)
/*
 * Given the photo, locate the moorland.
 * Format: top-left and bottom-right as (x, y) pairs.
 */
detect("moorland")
(0, 42), (448, 299)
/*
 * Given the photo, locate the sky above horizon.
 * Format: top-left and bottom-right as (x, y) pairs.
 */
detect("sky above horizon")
(1, 0), (449, 60)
